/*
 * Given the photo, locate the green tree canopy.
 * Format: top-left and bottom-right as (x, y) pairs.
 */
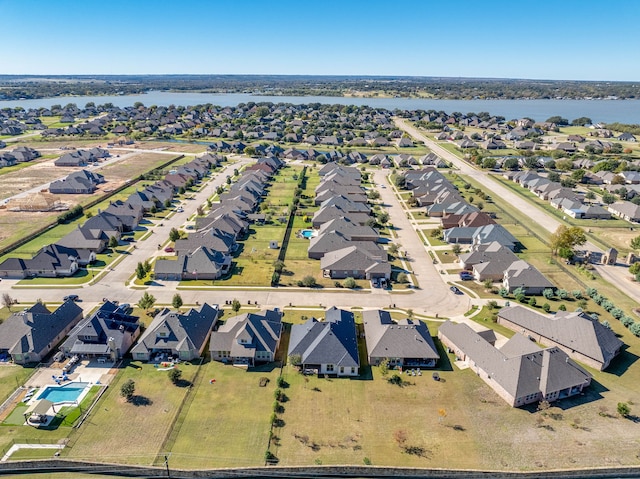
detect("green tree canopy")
(550, 226), (587, 256)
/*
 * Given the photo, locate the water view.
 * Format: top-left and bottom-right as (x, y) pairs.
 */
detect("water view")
(1, 91), (639, 123)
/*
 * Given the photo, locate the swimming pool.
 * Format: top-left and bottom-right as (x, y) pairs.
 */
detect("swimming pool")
(301, 229), (316, 239)
(36, 382), (89, 404)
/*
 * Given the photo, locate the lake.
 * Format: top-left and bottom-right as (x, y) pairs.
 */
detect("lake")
(1, 91), (639, 124)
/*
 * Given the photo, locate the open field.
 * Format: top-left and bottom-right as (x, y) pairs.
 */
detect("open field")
(0, 152), (179, 251)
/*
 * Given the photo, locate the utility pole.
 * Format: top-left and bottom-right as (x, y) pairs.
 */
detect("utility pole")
(164, 454), (171, 478)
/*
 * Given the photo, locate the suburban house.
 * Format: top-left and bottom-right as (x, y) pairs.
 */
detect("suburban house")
(154, 246), (231, 281)
(49, 169), (105, 194)
(61, 301), (141, 361)
(131, 303), (219, 362)
(320, 245), (391, 280)
(497, 306), (623, 370)
(288, 307), (359, 377)
(438, 321), (592, 407)
(308, 230), (382, 260)
(0, 301), (83, 365)
(503, 260), (555, 295)
(608, 201), (640, 222)
(363, 310), (439, 368)
(459, 242), (520, 282)
(209, 309), (283, 366)
(0, 243), (90, 279)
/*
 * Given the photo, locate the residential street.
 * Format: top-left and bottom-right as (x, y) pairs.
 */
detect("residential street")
(393, 118), (640, 304)
(0, 156), (471, 318)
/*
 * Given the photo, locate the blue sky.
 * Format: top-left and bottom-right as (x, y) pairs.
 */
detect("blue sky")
(2, 0), (638, 80)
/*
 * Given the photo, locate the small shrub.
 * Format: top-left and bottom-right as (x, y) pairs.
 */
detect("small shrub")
(542, 303), (551, 313)
(558, 304), (567, 311)
(618, 402), (631, 417)
(363, 457), (372, 465)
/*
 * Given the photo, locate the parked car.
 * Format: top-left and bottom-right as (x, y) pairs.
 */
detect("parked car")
(164, 247), (175, 253)
(176, 207), (184, 213)
(449, 286), (462, 295)
(63, 294), (79, 302)
(459, 271), (473, 280)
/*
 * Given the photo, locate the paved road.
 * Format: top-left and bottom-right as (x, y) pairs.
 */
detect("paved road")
(394, 118), (640, 304)
(0, 158), (473, 318)
(373, 169), (469, 316)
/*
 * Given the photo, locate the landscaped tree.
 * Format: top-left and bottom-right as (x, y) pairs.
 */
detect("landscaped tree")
(397, 272), (408, 284)
(168, 368), (182, 385)
(343, 277), (357, 289)
(452, 244), (462, 255)
(630, 236), (640, 251)
(2, 293), (14, 311)
(120, 379), (135, 402)
(169, 228), (181, 242)
(137, 292), (156, 312)
(273, 260), (285, 274)
(135, 262), (147, 281)
(542, 288), (554, 300)
(550, 226), (586, 256)
(301, 275), (317, 287)
(602, 192), (616, 205)
(617, 402), (631, 418)
(172, 293), (183, 309)
(231, 299), (241, 313)
(108, 236), (119, 249)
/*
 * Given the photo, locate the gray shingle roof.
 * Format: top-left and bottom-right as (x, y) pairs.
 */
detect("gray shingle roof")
(439, 321), (591, 401)
(209, 309), (282, 359)
(363, 310), (439, 361)
(288, 307), (359, 368)
(498, 306), (623, 367)
(132, 303), (218, 357)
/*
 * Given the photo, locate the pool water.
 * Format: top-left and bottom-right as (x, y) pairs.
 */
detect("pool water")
(36, 382), (89, 404)
(301, 229), (315, 239)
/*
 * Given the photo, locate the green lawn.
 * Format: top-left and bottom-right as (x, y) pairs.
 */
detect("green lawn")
(6, 447), (62, 461)
(0, 366), (34, 403)
(66, 361), (200, 464)
(168, 361), (280, 468)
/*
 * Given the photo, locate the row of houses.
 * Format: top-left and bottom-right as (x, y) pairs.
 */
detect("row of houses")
(154, 157), (284, 281)
(0, 156), (218, 279)
(503, 170), (611, 220)
(0, 146), (40, 169)
(308, 164), (390, 281)
(1, 296), (621, 409)
(401, 168), (554, 294)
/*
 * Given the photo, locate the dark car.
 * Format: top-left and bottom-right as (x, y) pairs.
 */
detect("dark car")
(449, 286), (462, 295)
(63, 294), (79, 302)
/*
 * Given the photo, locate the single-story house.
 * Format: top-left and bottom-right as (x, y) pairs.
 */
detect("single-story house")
(497, 306), (623, 370)
(288, 307), (359, 376)
(0, 301), (83, 365)
(363, 310), (439, 368)
(438, 321), (592, 407)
